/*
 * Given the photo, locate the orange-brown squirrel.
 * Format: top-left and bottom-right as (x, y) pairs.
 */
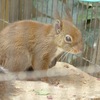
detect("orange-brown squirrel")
(0, 19), (82, 71)
(0, 8), (83, 99)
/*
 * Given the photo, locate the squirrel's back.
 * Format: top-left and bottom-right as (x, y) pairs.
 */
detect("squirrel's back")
(0, 20), (56, 71)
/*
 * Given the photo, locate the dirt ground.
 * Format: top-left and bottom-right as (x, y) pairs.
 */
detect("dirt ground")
(8, 62), (100, 100)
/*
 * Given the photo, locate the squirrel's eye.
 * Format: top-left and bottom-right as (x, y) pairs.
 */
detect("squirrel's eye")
(65, 35), (72, 43)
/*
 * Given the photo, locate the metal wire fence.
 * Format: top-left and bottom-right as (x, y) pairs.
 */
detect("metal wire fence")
(0, 0), (100, 77)
(0, 0), (100, 100)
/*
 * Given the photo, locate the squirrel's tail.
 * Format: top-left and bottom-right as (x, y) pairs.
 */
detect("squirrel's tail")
(0, 81), (18, 100)
(0, 67), (20, 100)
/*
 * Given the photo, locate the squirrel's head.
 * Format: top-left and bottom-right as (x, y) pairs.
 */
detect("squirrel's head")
(52, 1), (83, 54)
(53, 19), (83, 54)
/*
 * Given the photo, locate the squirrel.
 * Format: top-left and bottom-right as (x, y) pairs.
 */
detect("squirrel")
(0, 19), (83, 71)
(0, 6), (83, 98)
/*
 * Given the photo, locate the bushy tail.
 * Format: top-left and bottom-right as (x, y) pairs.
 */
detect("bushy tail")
(0, 67), (20, 100)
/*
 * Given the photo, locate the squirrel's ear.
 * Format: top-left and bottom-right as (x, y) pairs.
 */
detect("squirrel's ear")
(53, 19), (62, 34)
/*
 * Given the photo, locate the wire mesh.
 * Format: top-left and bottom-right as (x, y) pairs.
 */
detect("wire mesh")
(0, 0), (100, 74)
(0, 0), (100, 99)
(0, 0), (100, 76)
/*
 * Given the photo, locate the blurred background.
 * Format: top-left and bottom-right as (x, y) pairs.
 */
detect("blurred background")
(0, 0), (100, 78)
